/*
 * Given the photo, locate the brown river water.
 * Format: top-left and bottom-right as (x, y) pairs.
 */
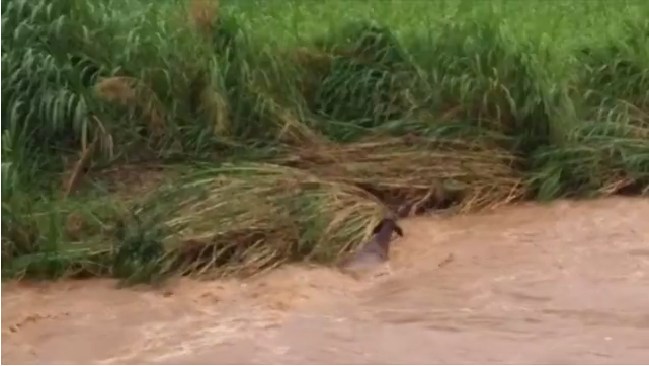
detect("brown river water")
(3, 197), (649, 364)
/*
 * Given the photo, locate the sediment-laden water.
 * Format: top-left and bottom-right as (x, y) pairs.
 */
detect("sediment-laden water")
(3, 197), (649, 364)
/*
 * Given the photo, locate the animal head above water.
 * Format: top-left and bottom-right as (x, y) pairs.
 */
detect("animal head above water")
(371, 218), (404, 238)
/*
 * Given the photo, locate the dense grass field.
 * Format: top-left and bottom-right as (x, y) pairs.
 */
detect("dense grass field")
(2, 0), (648, 284)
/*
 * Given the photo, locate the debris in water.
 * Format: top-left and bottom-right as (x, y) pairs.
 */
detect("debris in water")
(437, 253), (455, 268)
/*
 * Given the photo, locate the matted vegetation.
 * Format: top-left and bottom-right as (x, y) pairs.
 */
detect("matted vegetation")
(2, 0), (648, 283)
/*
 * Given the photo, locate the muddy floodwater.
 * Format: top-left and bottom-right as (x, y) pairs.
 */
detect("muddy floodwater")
(3, 197), (649, 364)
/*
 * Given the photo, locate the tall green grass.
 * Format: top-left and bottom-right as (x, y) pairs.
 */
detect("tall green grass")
(2, 0), (648, 282)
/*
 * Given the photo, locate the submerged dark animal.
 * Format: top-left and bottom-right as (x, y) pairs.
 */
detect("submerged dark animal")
(339, 218), (404, 276)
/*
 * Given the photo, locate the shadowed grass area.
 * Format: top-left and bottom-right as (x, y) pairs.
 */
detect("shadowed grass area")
(2, 0), (648, 283)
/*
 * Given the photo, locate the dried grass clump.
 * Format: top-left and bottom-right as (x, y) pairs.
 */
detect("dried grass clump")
(188, 72), (232, 138)
(188, 0), (220, 38)
(277, 135), (526, 214)
(94, 76), (166, 139)
(141, 164), (386, 278)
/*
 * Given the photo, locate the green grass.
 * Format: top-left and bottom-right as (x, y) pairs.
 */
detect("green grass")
(2, 0), (648, 283)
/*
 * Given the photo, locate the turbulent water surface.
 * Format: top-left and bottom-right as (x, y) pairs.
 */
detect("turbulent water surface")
(3, 197), (649, 364)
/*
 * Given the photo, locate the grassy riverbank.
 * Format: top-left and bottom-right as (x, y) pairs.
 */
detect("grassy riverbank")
(2, 0), (648, 283)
